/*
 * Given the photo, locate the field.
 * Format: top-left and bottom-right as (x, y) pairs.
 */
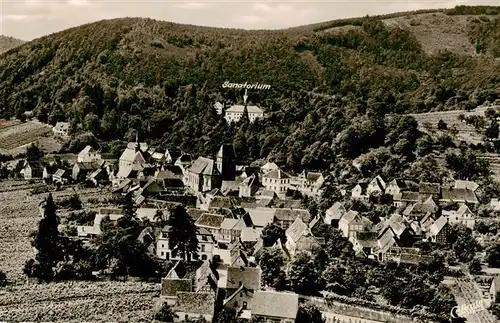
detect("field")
(0, 180), (160, 322)
(406, 106), (492, 145)
(0, 120), (59, 155)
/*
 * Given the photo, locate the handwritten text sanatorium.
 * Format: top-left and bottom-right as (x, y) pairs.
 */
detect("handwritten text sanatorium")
(222, 81), (271, 90)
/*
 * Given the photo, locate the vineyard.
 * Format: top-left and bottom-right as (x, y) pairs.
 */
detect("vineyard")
(0, 281), (160, 322)
(0, 121), (52, 152)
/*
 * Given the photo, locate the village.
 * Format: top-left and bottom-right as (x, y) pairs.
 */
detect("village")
(0, 100), (499, 323)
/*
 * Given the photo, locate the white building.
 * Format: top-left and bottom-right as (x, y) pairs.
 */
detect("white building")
(77, 145), (101, 163)
(225, 105), (264, 123)
(262, 169), (291, 196)
(52, 122), (70, 139)
(156, 226), (214, 261)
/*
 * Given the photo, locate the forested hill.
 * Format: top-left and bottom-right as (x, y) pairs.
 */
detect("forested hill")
(0, 6), (499, 171)
(0, 36), (25, 54)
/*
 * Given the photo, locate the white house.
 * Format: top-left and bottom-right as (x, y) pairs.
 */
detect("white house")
(52, 122), (70, 139)
(156, 226), (214, 261)
(262, 169), (291, 196)
(367, 175), (386, 195)
(443, 204), (475, 229)
(77, 145), (101, 163)
(224, 105), (264, 123)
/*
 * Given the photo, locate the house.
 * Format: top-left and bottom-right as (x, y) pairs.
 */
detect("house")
(224, 104), (265, 123)
(161, 276), (193, 306)
(351, 183), (369, 200)
(184, 157), (221, 193)
(285, 217), (321, 257)
(454, 180), (479, 192)
(428, 216), (450, 244)
(221, 266), (261, 295)
(419, 182), (441, 198)
(221, 216), (249, 244)
(173, 292), (216, 322)
(174, 154), (193, 174)
(42, 164), (57, 182)
(157, 226), (215, 261)
(251, 291), (299, 323)
(352, 231), (378, 257)
(273, 208), (311, 230)
(324, 202), (346, 228)
(118, 139), (148, 176)
(262, 169), (291, 196)
(339, 210), (372, 239)
(440, 187), (478, 204)
(244, 207), (276, 229)
(385, 179), (409, 196)
(239, 174), (260, 197)
(300, 172), (325, 197)
(260, 162), (279, 174)
(72, 161), (103, 182)
(403, 196), (438, 220)
(163, 148), (181, 165)
(221, 267), (261, 316)
(76, 208), (123, 237)
(240, 227), (260, 248)
(77, 145), (101, 163)
(380, 213), (415, 247)
(195, 260), (220, 294)
(367, 175), (386, 195)
(52, 169), (70, 184)
(491, 198), (500, 211)
(88, 168), (109, 187)
(443, 204), (475, 229)
(214, 102), (224, 115)
(20, 161), (43, 180)
(490, 276), (500, 303)
(52, 122), (70, 139)
(393, 191), (421, 208)
(195, 213), (226, 242)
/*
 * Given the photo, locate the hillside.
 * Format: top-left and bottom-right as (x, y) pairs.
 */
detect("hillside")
(0, 5), (499, 171)
(0, 35), (25, 54)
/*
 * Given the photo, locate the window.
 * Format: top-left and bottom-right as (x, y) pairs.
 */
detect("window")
(161, 251), (164, 256)
(161, 244), (164, 248)
(202, 255), (207, 260)
(201, 245), (205, 252)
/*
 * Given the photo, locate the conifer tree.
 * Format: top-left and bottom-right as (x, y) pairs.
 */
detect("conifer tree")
(167, 204), (199, 260)
(32, 193), (65, 278)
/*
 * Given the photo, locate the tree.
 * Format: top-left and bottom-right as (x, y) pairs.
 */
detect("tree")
(256, 248), (286, 290)
(26, 143), (43, 162)
(167, 204), (199, 260)
(437, 120), (447, 130)
(486, 120), (499, 140)
(287, 252), (322, 295)
(296, 303), (325, 323)
(468, 258), (482, 274)
(154, 303), (176, 322)
(69, 193), (82, 210)
(30, 193), (66, 279)
(447, 225), (479, 263)
(0, 270), (7, 287)
(485, 243), (500, 268)
(261, 223), (286, 247)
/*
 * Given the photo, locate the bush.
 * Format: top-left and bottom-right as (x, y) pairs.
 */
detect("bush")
(0, 270), (7, 287)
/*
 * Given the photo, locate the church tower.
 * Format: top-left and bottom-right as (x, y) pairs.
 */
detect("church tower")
(216, 144), (236, 181)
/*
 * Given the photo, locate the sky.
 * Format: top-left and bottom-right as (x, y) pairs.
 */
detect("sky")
(1, 0), (499, 41)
